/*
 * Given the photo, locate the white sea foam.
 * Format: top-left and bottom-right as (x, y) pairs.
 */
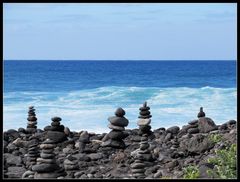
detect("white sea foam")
(3, 86), (237, 133)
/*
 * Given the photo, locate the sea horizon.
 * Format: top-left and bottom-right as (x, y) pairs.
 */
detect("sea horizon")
(3, 60), (237, 133)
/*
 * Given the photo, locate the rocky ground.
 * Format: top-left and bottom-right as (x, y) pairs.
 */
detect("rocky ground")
(3, 117), (237, 179)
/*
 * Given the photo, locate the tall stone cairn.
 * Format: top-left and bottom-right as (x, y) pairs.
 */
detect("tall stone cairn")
(137, 101), (152, 136)
(26, 106), (38, 133)
(22, 139), (40, 179)
(101, 107), (129, 149)
(32, 138), (66, 178)
(131, 134), (153, 179)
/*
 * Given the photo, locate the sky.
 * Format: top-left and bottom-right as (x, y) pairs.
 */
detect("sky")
(3, 3), (237, 60)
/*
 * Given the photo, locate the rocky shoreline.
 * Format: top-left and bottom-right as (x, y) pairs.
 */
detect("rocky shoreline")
(3, 104), (237, 179)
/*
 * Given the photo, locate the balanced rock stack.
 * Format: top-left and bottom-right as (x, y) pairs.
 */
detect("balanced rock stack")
(45, 117), (67, 143)
(196, 107), (218, 133)
(102, 107), (129, 149)
(26, 106), (38, 133)
(137, 102), (152, 136)
(32, 139), (65, 178)
(131, 134), (153, 178)
(22, 139), (40, 179)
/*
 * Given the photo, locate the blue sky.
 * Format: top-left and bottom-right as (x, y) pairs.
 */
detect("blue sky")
(3, 3), (237, 60)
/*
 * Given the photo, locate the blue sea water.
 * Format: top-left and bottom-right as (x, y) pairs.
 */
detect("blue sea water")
(3, 60), (237, 133)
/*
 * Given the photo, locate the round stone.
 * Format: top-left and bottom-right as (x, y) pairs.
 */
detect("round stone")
(108, 124), (125, 131)
(51, 125), (64, 132)
(166, 126), (180, 134)
(40, 144), (55, 149)
(28, 121), (37, 125)
(47, 131), (67, 143)
(51, 116), (62, 122)
(42, 139), (55, 144)
(114, 107), (125, 117)
(108, 116), (129, 127)
(137, 119), (151, 126)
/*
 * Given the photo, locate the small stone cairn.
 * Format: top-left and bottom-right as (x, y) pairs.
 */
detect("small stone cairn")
(32, 139), (65, 178)
(22, 139), (40, 179)
(197, 107), (205, 118)
(26, 106), (37, 133)
(131, 134), (153, 179)
(45, 117), (67, 143)
(101, 107), (129, 149)
(137, 102), (152, 136)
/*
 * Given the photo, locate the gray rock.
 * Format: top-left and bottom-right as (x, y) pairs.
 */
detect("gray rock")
(4, 153), (22, 166)
(51, 116), (62, 122)
(34, 172), (64, 179)
(187, 128), (200, 134)
(108, 116), (129, 127)
(131, 163), (146, 169)
(188, 119), (199, 125)
(87, 153), (103, 161)
(32, 163), (59, 172)
(47, 131), (67, 143)
(198, 117), (217, 133)
(167, 126), (180, 134)
(79, 131), (90, 143)
(108, 130), (125, 140)
(137, 119), (151, 126)
(108, 124), (125, 131)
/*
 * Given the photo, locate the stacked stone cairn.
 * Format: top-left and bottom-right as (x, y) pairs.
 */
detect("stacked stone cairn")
(32, 139), (66, 178)
(137, 102), (152, 136)
(26, 106), (38, 134)
(45, 117), (67, 143)
(101, 107), (129, 149)
(22, 139), (40, 178)
(131, 134), (153, 179)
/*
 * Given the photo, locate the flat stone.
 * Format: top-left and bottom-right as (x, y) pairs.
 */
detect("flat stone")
(140, 110), (150, 116)
(40, 153), (55, 159)
(40, 143), (56, 149)
(138, 115), (152, 119)
(101, 139), (125, 148)
(51, 121), (60, 126)
(51, 125), (64, 132)
(131, 163), (146, 169)
(114, 107), (125, 117)
(28, 121), (37, 125)
(34, 172), (64, 179)
(132, 168), (146, 173)
(42, 149), (54, 154)
(36, 158), (56, 164)
(137, 119), (151, 126)
(42, 139), (55, 144)
(64, 159), (78, 165)
(27, 116), (37, 121)
(51, 116), (62, 122)
(32, 163), (59, 172)
(108, 124), (125, 131)
(108, 116), (129, 127)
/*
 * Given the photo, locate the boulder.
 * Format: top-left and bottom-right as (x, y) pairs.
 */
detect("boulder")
(198, 117), (217, 133)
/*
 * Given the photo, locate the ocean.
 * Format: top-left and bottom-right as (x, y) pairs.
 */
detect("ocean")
(3, 60), (237, 133)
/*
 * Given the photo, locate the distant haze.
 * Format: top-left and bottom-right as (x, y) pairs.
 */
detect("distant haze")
(3, 3), (237, 60)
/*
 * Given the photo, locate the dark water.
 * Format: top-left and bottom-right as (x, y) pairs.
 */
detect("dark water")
(4, 60), (236, 92)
